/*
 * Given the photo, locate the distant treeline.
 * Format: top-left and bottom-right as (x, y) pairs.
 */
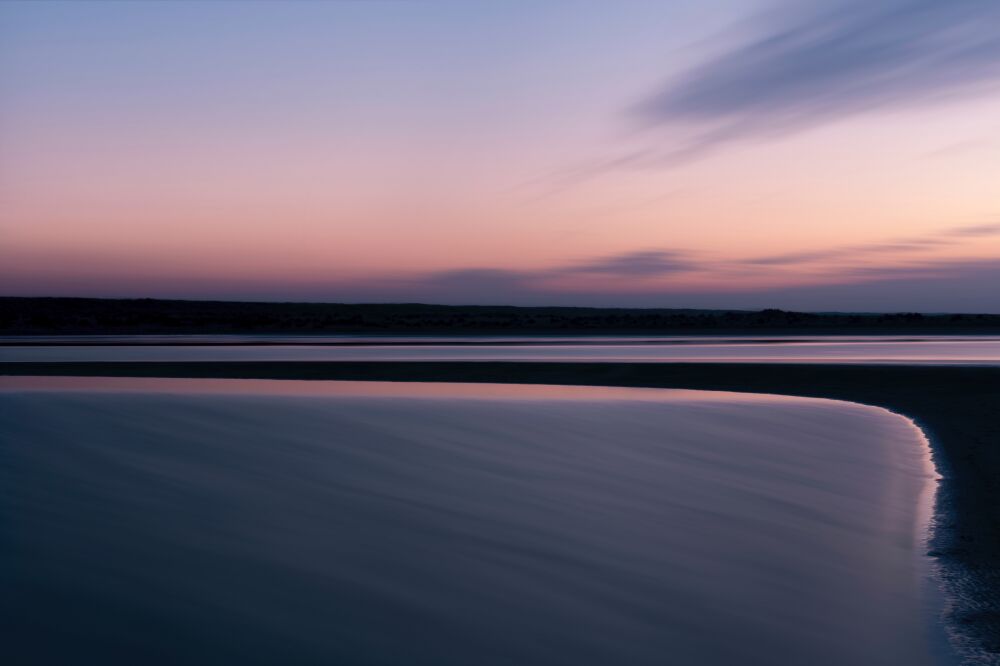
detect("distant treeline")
(3, 297), (1000, 335)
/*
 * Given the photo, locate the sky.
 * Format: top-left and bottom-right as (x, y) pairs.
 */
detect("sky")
(1, 0), (999, 312)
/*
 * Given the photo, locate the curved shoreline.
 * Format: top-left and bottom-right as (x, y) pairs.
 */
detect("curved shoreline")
(0, 377), (952, 664)
(3, 360), (999, 662)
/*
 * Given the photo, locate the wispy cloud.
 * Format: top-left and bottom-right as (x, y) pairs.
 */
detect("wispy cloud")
(414, 249), (698, 297)
(382, 253), (1000, 312)
(947, 222), (1000, 237)
(10, 239), (998, 311)
(740, 257), (1000, 312)
(633, 0), (1000, 159)
(568, 250), (694, 277)
(741, 222), (1000, 266)
(743, 239), (946, 266)
(414, 222), (1000, 295)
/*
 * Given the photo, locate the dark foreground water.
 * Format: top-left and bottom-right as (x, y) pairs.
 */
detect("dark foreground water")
(0, 379), (952, 665)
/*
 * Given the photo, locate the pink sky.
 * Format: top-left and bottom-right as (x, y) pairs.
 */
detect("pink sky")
(2, 1), (999, 311)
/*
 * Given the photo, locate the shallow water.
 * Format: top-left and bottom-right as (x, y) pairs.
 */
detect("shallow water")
(3, 334), (999, 364)
(0, 378), (951, 665)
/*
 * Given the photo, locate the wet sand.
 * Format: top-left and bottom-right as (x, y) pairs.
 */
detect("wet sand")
(3, 360), (999, 662)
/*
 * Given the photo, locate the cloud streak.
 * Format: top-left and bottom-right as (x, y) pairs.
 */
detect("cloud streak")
(568, 250), (694, 277)
(740, 221), (1000, 266)
(7, 248), (999, 312)
(388, 255), (1000, 312)
(634, 0), (1000, 157)
(948, 222), (1000, 237)
(401, 221), (1000, 307)
(408, 249), (699, 301)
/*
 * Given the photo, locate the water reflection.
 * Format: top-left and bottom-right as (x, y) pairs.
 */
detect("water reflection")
(3, 335), (1000, 364)
(0, 378), (949, 665)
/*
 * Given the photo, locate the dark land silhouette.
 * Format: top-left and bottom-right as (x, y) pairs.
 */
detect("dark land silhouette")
(3, 297), (1000, 335)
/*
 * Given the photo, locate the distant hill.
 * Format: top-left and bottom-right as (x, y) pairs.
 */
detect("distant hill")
(2, 297), (1000, 335)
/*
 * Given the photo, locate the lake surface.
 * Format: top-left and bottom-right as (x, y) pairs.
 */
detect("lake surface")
(0, 378), (952, 665)
(3, 334), (999, 364)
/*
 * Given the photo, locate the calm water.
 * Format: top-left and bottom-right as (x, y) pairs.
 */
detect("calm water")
(3, 334), (1000, 364)
(0, 378), (952, 665)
